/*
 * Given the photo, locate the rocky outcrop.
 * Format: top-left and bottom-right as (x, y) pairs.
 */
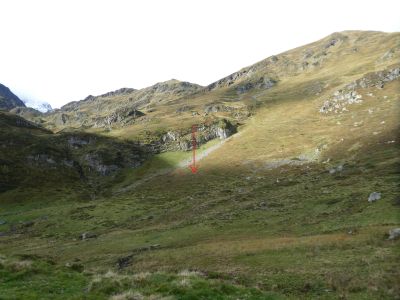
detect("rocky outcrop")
(236, 77), (276, 94)
(97, 88), (136, 98)
(320, 66), (400, 114)
(319, 90), (362, 114)
(158, 119), (237, 152)
(93, 108), (145, 128)
(354, 66), (400, 89)
(54, 113), (70, 126)
(207, 69), (254, 90)
(207, 67), (277, 93)
(148, 80), (202, 95)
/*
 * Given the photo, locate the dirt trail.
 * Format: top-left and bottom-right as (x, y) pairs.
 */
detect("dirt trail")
(116, 132), (241, 193)
(177, 134), (236, 168)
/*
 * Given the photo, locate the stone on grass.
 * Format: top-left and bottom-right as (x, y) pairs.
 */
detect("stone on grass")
(79, 232), (97, 240)
(388, 228), (400, 240)
(368, 192), (381, 202)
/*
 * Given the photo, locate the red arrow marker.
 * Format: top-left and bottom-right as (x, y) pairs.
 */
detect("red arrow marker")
(189, 124), (198, 174)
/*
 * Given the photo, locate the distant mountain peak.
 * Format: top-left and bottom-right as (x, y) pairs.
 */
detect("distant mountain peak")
(23, 99), (53, 113)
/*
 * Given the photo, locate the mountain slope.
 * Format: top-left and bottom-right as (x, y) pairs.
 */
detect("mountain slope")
(0, 31), (399, 299)
(37, 31), (400, 138)
(0, 111), (151, 196)
(0, 83), (25, 110)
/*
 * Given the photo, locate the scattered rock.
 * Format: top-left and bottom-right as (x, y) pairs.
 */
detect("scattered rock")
(117, 244), (161, 269)
(149, 244), (160, 250)
(320, 66), (400, 114)
(0, 220), (6, 225)
(320, 90), (362, 114)
(368, 192), (381, 203)
(203, 104), (234, 114)
(117, 255), (133, 269)
(27, 154), (57, 166)
(324, 38), (339, 49)
(388, 228), (400, 240)
(79, 232), (97, 240)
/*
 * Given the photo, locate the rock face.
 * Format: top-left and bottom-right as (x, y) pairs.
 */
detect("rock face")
(0, 83), (25, 110)
(158, 119), (237, 152)
(368, 192), (381, 202)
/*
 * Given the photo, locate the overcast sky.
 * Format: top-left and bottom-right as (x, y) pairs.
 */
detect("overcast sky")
(1, 0), (399, 108)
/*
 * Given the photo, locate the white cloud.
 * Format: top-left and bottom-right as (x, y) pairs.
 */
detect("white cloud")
(0, 0), (399, 108)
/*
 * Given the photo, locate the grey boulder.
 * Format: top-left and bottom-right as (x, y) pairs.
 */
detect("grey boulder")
(388, 228), (400, 240)
(368, 192), (381, 202)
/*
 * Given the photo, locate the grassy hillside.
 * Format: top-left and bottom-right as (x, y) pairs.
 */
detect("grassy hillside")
(0, 111), (152, 198)
(0, 31), (399, 299)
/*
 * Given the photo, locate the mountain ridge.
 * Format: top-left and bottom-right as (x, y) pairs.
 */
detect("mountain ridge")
(0, 83), (25, 110)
